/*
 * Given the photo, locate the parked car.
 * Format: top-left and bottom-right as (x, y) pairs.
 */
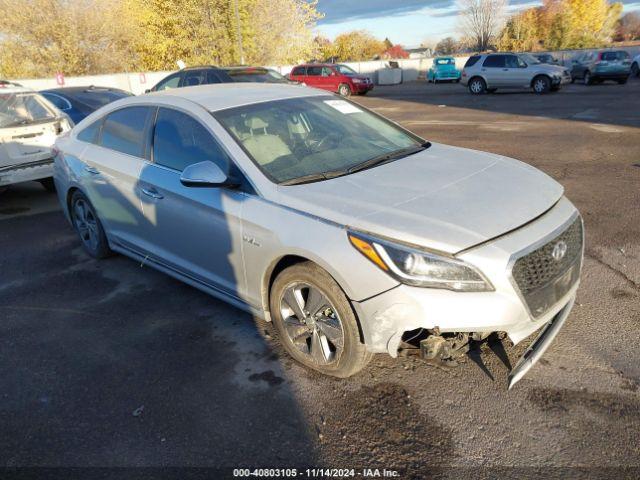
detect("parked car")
(288, 63), (373, 96)
(1, 84), (72, 191)
(54, 83), (583, 388)
(630, 53), (639, 77)
(40, 86), (133, 124)
(461, 53), (571, 94)
(146, 66), (233, 93)
(222, 66), (291, 84)
(427, 57), (461, 83)
(533, 53), (559, 65)
(570, 50), (631, 85)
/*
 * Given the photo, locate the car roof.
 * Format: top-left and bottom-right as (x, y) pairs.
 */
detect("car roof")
(41, 86), (131, 94)
(145, 82), (327, 111)
(0, 83), (35, 94)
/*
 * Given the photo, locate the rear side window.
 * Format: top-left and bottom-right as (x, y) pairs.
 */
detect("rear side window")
(77, 119), (101, 144)
(483, 55), (506, 68)
(153, 108), (230, 172)
(100, 106), (153, 157)
(601, 51), (629, 61)
(307, 66), (323, 76)
(464, 55), (481, 67)
(291, 67), (306, 76)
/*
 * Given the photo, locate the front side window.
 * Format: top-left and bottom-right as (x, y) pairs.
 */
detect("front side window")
(183, 70), (206, 87)
(100, 106), (152, 157)
(155, 74), (181, 91)
(153, 108), (230, 172)
(0, 93), (57, 128)
(335, 65), (357, 76)
(505, 55), (520, 68)
(483, 55), (505, 68)
(214, 96), (424, 184)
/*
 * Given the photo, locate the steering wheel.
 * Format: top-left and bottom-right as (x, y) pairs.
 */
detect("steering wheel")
(309, 132), (341, 152)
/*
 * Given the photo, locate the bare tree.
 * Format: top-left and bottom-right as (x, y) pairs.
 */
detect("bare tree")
(457, 0), (507, 52)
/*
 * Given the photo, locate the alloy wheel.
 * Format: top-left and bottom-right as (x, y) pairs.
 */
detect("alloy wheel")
(279, 282), (344, 365)
(470, 79), (483, 93)
(73, 198), (99, 252)
(534, 78), (547, 93)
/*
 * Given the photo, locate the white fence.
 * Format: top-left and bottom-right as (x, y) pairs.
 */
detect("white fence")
(11, 46), (640, 95)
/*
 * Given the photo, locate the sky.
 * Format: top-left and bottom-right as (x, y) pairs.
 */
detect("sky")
(314, 0), (640, 47)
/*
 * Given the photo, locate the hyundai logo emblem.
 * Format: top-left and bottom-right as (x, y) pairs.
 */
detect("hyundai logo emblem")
(551, 241), (568, 261)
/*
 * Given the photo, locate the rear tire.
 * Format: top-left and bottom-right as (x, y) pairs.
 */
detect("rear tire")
(70, 191), (112, 259)
(632, 62), (639, 77)
(584, 71), (593, 85)
(39, 177), (56, 193)
(270, 262), (372, 378)
(338, 83), (351, 97)
(468, 77), (486, 94)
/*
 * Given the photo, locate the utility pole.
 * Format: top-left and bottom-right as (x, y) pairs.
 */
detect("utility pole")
(233, 0), (245, 65)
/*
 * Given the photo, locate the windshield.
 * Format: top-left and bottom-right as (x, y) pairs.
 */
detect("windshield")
(520, 54), (541, 65)
(335, 65), (358, 76)
(0, 92), (57, 128)
(214, 96), (424, 184)
(435, 58), (454, 65)
(227, 69), (288, 83)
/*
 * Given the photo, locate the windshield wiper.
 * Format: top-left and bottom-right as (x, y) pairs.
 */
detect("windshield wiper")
(279, 141), (430, 186)
(279, 169), (348, 186)
(347, 141), (430, 174)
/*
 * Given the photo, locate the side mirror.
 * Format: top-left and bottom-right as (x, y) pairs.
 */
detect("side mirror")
(180, 161), (237, 188)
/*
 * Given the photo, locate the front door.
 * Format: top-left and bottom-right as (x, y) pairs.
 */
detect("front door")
(137, 107), (246, 299)
(505, 55), (531, 87)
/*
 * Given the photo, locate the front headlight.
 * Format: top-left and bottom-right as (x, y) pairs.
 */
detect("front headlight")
(348, 231), (494, 292)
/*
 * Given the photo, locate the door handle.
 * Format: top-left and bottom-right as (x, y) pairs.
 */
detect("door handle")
(141, 187), (164, 199)
(84, 165), (100, 175)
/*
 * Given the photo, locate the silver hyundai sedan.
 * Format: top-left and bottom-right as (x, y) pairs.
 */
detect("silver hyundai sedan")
(53, 83), (583, 387)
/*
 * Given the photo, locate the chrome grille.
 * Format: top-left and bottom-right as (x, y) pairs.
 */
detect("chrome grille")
(512, 216), (583, 317)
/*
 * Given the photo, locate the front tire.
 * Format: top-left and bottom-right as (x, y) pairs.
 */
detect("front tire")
(270, 262), (372, 378)
(584, 71), (593, 85)
(468, 77), (486, 94)
(70, 191), (112, 259)
(532, 75), (551, 94)
(631, 62), (639, 77)
(338, 83), (351, 97)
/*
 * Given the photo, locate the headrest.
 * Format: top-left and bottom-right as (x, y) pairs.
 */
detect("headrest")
(245, 117), (268, 130)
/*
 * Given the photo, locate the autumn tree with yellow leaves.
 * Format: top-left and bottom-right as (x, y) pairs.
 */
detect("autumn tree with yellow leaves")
(0, 0), (322, 78)
(497, 0), (623, 51)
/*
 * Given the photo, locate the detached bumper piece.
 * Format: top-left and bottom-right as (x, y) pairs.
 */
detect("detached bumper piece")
(507, 297), (575, 390)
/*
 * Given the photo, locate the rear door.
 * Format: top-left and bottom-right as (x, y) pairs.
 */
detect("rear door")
(305, 66), (326, 90)
(136, 107), (246, 298)
(481, 55), (507, 86)
(80, 105), (155, 250)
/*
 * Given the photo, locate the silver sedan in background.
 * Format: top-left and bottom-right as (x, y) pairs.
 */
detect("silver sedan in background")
(53, 84), (583, 387)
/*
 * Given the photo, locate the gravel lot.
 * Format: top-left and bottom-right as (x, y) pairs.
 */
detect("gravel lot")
(1, 80), (639, 479)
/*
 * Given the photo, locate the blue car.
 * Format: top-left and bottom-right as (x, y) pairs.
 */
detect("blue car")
(40, 86), (133, 124)
(427, 57), (461, 83)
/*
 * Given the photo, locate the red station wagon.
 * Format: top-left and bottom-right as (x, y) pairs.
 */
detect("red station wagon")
(288, 63), (374, 97)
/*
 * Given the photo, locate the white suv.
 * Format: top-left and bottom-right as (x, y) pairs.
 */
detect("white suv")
(461, 53), (572, 94)
(0, 82), (72, 192)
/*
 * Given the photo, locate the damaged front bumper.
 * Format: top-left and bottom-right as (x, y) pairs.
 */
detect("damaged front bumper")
(350, 197), (582, 388)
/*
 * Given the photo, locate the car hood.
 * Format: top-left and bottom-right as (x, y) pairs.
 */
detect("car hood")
(274, 143), (563, 253)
